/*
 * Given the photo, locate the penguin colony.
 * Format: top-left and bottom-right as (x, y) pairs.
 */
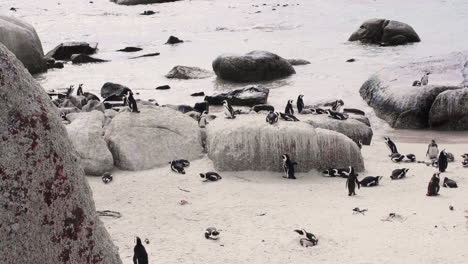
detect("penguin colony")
(129, 94), (464, 258)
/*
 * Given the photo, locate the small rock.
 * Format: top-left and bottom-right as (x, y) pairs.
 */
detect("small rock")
(156, 85), (171, 90)
(346, 58), (356, 62)
(166, 36), (184, 45)
(130, 52), (160, 59)
(191, 92), (205, 97)
(117, 47), (142, 52)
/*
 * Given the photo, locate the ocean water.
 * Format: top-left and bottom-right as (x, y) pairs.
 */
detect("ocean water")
(2, 0), (468, 142)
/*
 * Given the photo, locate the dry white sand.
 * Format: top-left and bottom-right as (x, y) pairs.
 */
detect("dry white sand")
(88, 141), (468, 264)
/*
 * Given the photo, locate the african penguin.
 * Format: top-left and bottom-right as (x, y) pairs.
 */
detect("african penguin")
(297, 95), (304, 114)
(170, 160), (185, 174)
(421, 72), (430, 86)
(426, 172), (440, 196)
(331, 99), (344, 113)
(200, 172), (222, 182)
(205, 227), (220, 240)
(294, 229), (318, 247)
(77, 83), (83, 96)
(462, 153), (468, 160)
(285, 99), (294, 115)
(278, 112), (300, 122)
(384, 137), (398, 156)
(199, 111), (208, 128)
(326, 109), (348, 120)
(405, 154), (416, 162)
(266, 111), (279, 125)
(390, 168), (409, 180)
(101, 172), (113, 184)
(346, 167), (360, 196)
(133, 237), (149, 264)
(426, 140), (439, 160)
(462, 159), (468, 167)
(412, 80), (421, 86)
(359, 176), (382, 187)
(173, 159), (190, 167)
(223, 100), (236, 119)
(438, 150), (448, 172)
(282, 154), (297, 180)
(391, 153), (405, 163)
(443, 177), (458, 188)
(357, 140), (363, 149)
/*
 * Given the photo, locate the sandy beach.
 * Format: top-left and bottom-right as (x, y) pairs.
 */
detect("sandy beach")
(89, 140), (468, 263)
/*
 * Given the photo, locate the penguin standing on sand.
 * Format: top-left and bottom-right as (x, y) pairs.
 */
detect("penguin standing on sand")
(421, 72), (430, 86)
(282, 154), (297, 180)
(133, 237), (148, 264)
(426, 172), (440, 196)
(384, 137), (398, 156)
(426, 140), (439, 159)
(443, 177), (458, 188)
(199, 111), (208, 128)
(200, 172), (222, 182)
(266, 111), (279, 125)
(326, 109), (348, 120)
(223, 100), (236, 119)
(360, 176), (382, 187)
(294, 229), (318, 247)
(297, 95), (304, 114)
(438, 150), (448, 172)
(285, 100), (294, 115)
(346, 167), (360, 196)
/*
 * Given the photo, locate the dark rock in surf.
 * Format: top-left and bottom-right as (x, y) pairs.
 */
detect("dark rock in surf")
(156, 85), (171, 90)
(349, 18), (420, 46)
(204, 86), (269, 106)
(71, 54), (108, 64)
(166, 36), (184, 44)
(117, 47), (142, 52)
(101, 82), (129, 99)
(46, 42), (98, 60)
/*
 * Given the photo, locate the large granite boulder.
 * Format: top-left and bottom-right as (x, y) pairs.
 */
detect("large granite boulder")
(101, 82), (129, 99)
(360, 51), (468, 129)
(349, 18), (420, 46)
(104, 106), (203, 170)
(429, 88), (468, 130)
(165, 65), (213, 79)
(66, 111), (114, 176)
(302, 115), (373, 145)
(110, 0), (180, 5)
(0, 44), (121, 264)
(205, 86), (269, 106)
(0, 15), (46, 74)
(46, 42), (98, 61)
(212, 50), (296, 82)
(206, 115), (364, 173)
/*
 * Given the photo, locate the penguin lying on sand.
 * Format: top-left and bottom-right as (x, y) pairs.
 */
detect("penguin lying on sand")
(391, 153), (416, 163)
(326, 109), (348, 120)
(360, 176), (382, 187)
(443, 177), (458, 188)
(322, 167), (354, 178)
(170, 160), (186, 174)
(266, 111), (279, 125)
(200, 172), (222, 182)
(294, 229), (318, 247)
(390, 168), (409, 180)
(278, 112), (300, 122)
(205, 227), (220, 240)
(102, 172), (113, 184)
(462, 159), (468, 167)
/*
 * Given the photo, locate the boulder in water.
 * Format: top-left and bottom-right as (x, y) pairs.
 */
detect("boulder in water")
(66, 111), (114, 176)
(0, 15), (47, 74)
(104, 106), (203, 170)
(45, 42), (98, 60)
(101, 82), (129, 99)
(117, 47), (142, 52)
(111, 0), (181, 5)
(0, 43), (121, 264)
(206, 115), (364, 172)
(349, 18), (420, 46)
(212, 50), (295, 82)
(71, 54), (108, 64)
(166, 36), (183, 44)
(205, 86), (269, 106)
(165, 65), (213, 79)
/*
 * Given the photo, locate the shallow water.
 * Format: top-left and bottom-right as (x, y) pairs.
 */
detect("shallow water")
(3, 0), (468, 143)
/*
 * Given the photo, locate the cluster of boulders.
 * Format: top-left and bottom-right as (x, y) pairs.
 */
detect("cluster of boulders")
(360, 51), (468, 130)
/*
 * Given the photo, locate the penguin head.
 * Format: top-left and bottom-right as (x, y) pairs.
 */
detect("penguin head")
(404, 168), (409, 173)
(275, 112), (280, 116)
(298, 95), (304, 99)
(222, 100), (228, 106)
(384, 136), (390, 142)
(433, 172), (440, 179)
(282, 154), (290, 161)
(202, 111), (208, 115)
(294, 229), (305, 236)
(79, 83), (83, 88)
(426, 72), (431, 75)
(135, 237), (142, 245)
(288, 99), (293, 104)
(199, 173), (206, 179)
(377, 176), (383, 182)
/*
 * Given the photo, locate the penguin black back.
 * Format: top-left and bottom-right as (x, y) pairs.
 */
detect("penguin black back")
(285, 100), (294, 115)
(438, 150), (448, 172)
(346, 167), (360, 196)
(297, 95), (304, 114)
(133, 237), (148, 264)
